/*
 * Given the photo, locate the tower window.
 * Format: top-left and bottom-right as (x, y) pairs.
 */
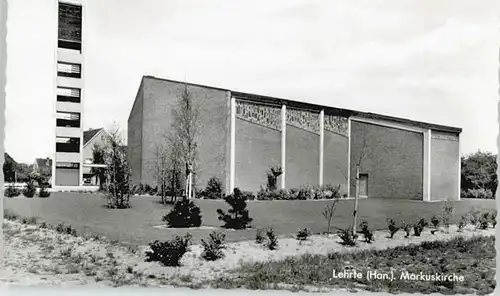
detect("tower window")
(58, 61), (81, 78)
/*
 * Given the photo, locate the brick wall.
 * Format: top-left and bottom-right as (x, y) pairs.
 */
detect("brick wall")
(350, 120), (424, 199)
(323, 130), (348, 192)
(285, 125), (320, 188)
(139, 78), (230, 191)
(235, 118), (281, 192)
(430, 131), (460, 201)
(127, 81), (143, 186)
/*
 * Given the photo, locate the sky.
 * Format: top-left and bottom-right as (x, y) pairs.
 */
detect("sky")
(4, 0), (500, 163)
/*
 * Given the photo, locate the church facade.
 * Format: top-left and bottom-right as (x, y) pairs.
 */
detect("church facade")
(128, 75), (461, 201)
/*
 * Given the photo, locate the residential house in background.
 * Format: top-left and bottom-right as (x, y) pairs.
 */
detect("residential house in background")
(33, 157), (53, 183)
(82, 128), (108, 186)
(128, 76), (462, 202)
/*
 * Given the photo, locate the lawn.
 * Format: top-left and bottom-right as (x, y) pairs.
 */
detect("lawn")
(3, 192), (496, 246)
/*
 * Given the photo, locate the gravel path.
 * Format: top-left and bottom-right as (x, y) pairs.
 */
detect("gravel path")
(2, 219), (495, 288)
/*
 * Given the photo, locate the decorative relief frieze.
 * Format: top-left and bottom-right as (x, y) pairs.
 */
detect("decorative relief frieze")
(235, 100), (281, 131)
(324, 114), (348, 136)
(431, 133), (459, 142)
(286, 108), (320, 134)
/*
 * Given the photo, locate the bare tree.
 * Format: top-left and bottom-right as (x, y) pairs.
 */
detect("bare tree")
(352, 136), (370, 236)
(170, 85), (201, 200)
(154, 143), (169, 204)
(103, 127), (131, 209)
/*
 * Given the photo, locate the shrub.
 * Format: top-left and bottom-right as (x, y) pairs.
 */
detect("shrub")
(296, 228), (310, 242)
(458, 215), (468, 231)
(256, 188), (290, 200)
(39, 181), (51, 198)
(469, 208), (481, 227)
(217, 188), (253, 229)
(201, 231), (226, 261)
(145, 234), (192, 266)
(401, 220), (411, 238)
(297, 185), (314, 200)
(266, 166), (282, 191)
(441, 202), (454, 230)
(23, 180), (36, 198)
(490, 209), (497, 227)
(5, 184), (21, 198)
(359, 220), (374, 243)
(463, 188), (494, 199)
(387, 218), (399, 239)
(313, 184), (341, 199)
(265, 228), (278, 250)
(479, 212), (490, 230)
(430, 216), (439, 229)
(200, 177), (223, 199)
(255, 229), (265, 244)
(241, 190), (256, 201)
(338, 228), (356, 246)
(413, 219), (427, 237)
(162, 199), (202, 228)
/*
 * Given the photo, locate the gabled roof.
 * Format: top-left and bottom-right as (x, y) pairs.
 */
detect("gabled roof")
(4, 152), (16, 165)
(35, 158), (52, 171)
(83, 128), (104, 146)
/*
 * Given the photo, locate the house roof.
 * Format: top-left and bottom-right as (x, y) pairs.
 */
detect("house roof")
(83, 128), (104, 146)
(139, 75), (462, 134)
(4, 152), (16, 165)
(35, 158), (52, 171)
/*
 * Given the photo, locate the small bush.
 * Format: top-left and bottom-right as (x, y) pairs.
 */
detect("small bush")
(201, 231), (226, 261)
(266, 165), (282, 191)
(358, 220), (374, 243)
(255, 229), (265, 244)
(240, 190), (256, 201)
(387, 218), (399, 239)
(265, 228), (278, 250)
(457, 215), (468, 231)
(463, 188), (494, 199)
(39, 186), (51, 198)
(479, 212), (490, 230)
(490, 210), (497, 227)
(39, 221), (48, 229)
(145, 234), (192, 267)
(297, 185), (314, 200)
(296, 228), (310, 242)
(338, 228), (356, 246)
(401, 220), (411, 238)
(23, 180), (36, 198)
(200, 177), (223, 200)
(5, 184), (21, 198)
(441, 202), (454, 230)
(469, 208), (481, 227)
(217, 188), (252, 229)
(413, 219), (427, 237)
(431, 216), (439, 229)
(162, 198), (202, 228)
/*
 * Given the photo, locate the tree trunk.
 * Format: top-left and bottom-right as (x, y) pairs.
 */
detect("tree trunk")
(352, 165), (360, 236)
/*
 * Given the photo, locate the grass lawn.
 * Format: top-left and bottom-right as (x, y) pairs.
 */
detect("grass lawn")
(207, 235), (496, 295)
(4, 192), (496, 246)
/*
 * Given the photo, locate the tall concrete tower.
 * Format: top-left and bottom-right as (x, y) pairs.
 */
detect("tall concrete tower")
(53, 0), (85, 189)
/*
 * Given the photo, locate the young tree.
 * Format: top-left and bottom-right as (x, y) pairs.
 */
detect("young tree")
(170, 85), (201, 200)
(103, 127), (131, 209)
(352, 136), (370, 236)
(154, 143), (170, 204)
(91, 143), (106, 190)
